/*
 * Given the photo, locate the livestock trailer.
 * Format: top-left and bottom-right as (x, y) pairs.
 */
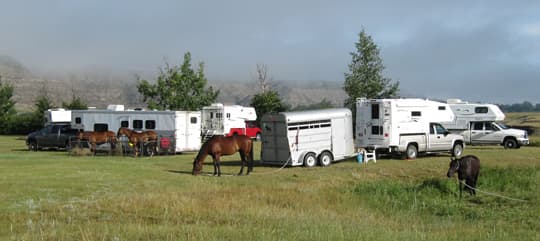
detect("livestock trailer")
(261, 108), (355, 167)
(71, 106), (201, 153)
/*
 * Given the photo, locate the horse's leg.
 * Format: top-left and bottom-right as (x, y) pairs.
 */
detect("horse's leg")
(238, 151), (246, 176)
(213, 155), (222, 176)
(467, 178), (476, 196)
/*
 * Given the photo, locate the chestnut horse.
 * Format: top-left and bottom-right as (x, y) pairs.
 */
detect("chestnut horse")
(117, 127), (157, 157)
(78, 131), (117, 154)
(192, 135), (254, 176)
(447, 155), (480, 197)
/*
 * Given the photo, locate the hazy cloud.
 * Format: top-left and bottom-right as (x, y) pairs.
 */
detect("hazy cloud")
(1, 0), (538, 103)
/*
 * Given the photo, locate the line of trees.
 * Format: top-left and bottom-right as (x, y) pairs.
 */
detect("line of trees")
(499, 102), (540, 113)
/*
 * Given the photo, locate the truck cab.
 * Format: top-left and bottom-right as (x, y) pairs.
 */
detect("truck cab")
(26, 123), (79, 151)
(464, 121), (529, 148)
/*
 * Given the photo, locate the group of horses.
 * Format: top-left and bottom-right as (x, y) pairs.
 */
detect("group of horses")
(77, 127), (157, 157)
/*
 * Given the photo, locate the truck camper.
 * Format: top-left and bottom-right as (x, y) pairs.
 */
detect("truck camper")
(441, 99), (528, 149)
(201, 103), (261, 140)
(356, 98), (465, 159)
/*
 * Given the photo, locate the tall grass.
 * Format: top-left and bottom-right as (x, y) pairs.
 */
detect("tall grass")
(1, 135), (539, 240)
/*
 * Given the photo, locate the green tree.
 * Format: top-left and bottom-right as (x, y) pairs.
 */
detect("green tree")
(137, 52), (219, 111)
(62, 95), (88, 110)
(343, 28), (399, 111)
(33, 89), (56, 126)
(0, 75), (16, 134)
(250, 64), (288, 124)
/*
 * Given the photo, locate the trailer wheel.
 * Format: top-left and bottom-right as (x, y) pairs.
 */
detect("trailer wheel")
(318, 151), (333, 167)
(405, 144), (417, 159)
(303, 153), (317, 167)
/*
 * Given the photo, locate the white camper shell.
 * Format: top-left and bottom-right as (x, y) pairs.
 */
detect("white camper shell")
(71, 107), (201, 153)
(44, 108), (71, 125)
(356, 98), (465, 159)
(201, 103), (260, 139)
(442, 99), (505, 130)
(261, 108), (356, 167)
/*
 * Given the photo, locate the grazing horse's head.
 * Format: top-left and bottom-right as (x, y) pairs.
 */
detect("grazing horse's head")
(447, 157), (460, 178)
(192, 159), (202, 175)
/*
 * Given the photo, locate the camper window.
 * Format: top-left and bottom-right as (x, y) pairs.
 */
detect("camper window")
(145, 120), (156, 129)
(133, 120), (143, 129)
(371, 126), (383, 135)
(438, 106), (446, 110)
(412, 111), (422, 117)
(75, 117), (82, 124)
(475, 107), (489, 114)
(120, 121), (129, 128)
(191, 117), (198, 124)
(371, 104), (380, 119)
(226, 113), (231, 118)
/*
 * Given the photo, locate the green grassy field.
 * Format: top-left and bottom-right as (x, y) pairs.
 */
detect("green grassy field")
(1, 135), (539, 241)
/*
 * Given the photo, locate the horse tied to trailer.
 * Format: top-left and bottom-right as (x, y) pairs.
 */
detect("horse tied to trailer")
(447, 155), (480, 197)
(78, 130), (117, 154)
(192, 135), (254, 176)
(117, 127), (158, 157)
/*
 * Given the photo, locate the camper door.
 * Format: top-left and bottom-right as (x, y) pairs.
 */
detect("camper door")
(361, 101), (387, 145)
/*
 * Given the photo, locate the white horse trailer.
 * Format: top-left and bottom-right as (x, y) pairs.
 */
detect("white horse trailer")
(261, 108), (356, 167)
(71, 107), (201, 153)
(441, 99), (505, 131)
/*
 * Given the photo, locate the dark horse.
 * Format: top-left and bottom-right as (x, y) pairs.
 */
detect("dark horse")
(78, 131), (117, 154)
(192, 135), (254, 176)
(447, 155), (481, 197)
(117, 127), (158, 157)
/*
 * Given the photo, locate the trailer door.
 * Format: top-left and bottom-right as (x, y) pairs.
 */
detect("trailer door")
(332, 118), (346, 157)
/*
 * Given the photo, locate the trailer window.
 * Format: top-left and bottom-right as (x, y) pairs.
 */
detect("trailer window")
(216, 113), (223, 119)
(94, 123), (108, 132)
(475, 107), (489, 114)
(145, 120), (156, 129)
(120, 121), (129, 128)
(133, 120), (143, 129)
(75, 117), (81, 124)
(371, 104), (380, 119)
(191, 117), (198, 124)
(411, 111), (421, 117)
(226, 113), (231, 118)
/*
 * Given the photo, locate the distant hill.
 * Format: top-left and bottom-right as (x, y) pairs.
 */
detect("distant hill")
(1, 56), (346, 111)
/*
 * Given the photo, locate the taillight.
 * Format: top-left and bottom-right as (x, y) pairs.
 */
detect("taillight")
(384, 133), (389, 137)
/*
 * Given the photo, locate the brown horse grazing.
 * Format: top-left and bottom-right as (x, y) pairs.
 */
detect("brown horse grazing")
(78, 131), (117, 154)
(117, 127), (157, 157)
(447, 155), (480, 197)
(192, 135), (254, 176)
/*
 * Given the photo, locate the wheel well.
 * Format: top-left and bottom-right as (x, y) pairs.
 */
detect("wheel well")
(502, 136), (517, 145)
(319, 150), (334, 159)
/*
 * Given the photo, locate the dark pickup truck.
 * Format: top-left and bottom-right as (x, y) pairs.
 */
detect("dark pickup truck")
(26, 124), (79, 151)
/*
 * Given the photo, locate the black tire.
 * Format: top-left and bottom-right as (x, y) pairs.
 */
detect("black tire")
(28, 140), (38, 151)
(65, 140), (72, 151)
(405, 144), (418, 159)
(452, 143), (463, 157)
(303, 153), (317, 167)
(503, 138), (518, 149)
(318, 151), (333, 167)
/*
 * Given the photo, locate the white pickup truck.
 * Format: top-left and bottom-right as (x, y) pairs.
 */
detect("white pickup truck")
(459, 121), (529, 149)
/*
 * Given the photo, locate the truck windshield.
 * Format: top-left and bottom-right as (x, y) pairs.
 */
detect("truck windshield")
(494, 122), (510, 130)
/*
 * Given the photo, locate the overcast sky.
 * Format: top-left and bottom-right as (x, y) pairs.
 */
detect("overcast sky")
(1, 0), (539, 104)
